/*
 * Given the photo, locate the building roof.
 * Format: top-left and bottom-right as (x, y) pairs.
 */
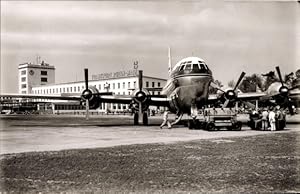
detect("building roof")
(32, 75), (167, 88)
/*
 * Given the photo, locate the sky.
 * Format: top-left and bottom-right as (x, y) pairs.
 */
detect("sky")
(1, 1), (299, 93)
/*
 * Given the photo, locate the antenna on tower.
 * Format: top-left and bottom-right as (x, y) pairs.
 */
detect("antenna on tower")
(36, 55), (41, 65)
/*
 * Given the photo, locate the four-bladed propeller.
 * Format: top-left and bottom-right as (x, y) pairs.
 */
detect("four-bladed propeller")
(81, 68), (113, 120)
(275, 66), (295, 115)
(222, 72), (246, 108)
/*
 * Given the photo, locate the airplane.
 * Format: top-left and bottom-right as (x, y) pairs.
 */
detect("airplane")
(1, 49), (299, 128)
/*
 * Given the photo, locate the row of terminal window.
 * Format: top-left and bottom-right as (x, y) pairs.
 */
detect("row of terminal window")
(32, 81), (161, 94)
(21, 77), (48, 83)
(54, 104), (129, 110)
(177, 61), (209, 72)
(21, 70), (48, 75)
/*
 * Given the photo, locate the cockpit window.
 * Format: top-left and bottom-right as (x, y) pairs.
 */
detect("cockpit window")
(185, 64), (191, 70)
(179, 65), (185, 71)
(192, 64), (199, 70)
(199, 63), (205, 70)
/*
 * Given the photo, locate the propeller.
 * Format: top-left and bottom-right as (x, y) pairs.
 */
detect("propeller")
(83, 68), (90, 120)
(275, 66), (295, 115)
(134, 70), (147, 103)
(222, 72), (246, 108)
(137, 70), (144, 122)
(81, 68), (113, 120)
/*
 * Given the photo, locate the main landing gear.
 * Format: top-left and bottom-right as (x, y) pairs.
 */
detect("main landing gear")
(133, 111), (148, 126)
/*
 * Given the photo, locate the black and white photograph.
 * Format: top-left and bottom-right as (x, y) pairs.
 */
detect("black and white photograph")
(0, 0), (300, 193)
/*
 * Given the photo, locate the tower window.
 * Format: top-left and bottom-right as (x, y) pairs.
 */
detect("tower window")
(21, 77), (26, 82)
(21, 70), (26, 75)
(41, 77), (47, 82)
(41, 71), (47, 75)
(21, 84), (26, 88)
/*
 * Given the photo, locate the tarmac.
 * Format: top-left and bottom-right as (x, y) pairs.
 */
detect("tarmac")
(0, 114), (299, 154)
(0, 114), (300, 193)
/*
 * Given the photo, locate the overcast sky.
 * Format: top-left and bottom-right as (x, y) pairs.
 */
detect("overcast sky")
(1, 1), (299, 93)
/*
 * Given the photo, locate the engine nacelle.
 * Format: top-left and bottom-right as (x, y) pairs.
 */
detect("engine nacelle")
(130, 89), (150, 112)
(217, 87), (242, 102)
(266, 82), (289, 97)
(81, 86), (100, 109)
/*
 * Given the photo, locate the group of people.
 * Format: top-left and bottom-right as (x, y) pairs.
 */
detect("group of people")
(251, 106), (286, 131)
(160, 106), (287, 131)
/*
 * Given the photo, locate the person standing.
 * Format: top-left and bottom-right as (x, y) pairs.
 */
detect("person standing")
(276, 107), (285, 130)
(160, 110), (172, 129)
(261, 108), (269, 130)
(268, 107), (276, 131)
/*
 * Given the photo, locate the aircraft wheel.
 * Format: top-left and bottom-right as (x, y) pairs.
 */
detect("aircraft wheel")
(143, 112), (148, 126)
(188, 120), (194, 130)
(134, 113), (139, 125)
(206, 122), (216, 131)
(194, 120), (201, 130)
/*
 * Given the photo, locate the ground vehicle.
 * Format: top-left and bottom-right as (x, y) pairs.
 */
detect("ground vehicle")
(187, 108), (242, 131)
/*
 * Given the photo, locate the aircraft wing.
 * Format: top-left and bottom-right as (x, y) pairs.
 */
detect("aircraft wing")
(290, 89), (300, 98)
(0, 93), (170, 108)
(0, 93), (81, 101)
(207, 89), (300, 104)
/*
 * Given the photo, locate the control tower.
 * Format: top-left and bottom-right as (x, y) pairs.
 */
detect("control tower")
(18, 60), (55, 94)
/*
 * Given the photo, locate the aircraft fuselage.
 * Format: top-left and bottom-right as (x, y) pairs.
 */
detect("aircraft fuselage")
(161, 57), (213, 114)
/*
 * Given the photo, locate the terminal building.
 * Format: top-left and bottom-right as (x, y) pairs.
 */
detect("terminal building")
(17, 61), (167, 113)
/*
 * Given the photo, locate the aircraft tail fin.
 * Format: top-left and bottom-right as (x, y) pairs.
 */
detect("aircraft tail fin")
(168, 47), (172, 75)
